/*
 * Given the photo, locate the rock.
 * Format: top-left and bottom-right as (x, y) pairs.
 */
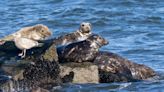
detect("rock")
(60, 62), (99, 83)
(23, 59), (61, 88)
(94, 51), (156, 82)
(0, 62), (28, 81)
(0, 75), (12, 86)
(0, 39), (58, 62)
(0, 59), (61, 91)
(30, 87), (49, 92)
(0, 80), (13, 92)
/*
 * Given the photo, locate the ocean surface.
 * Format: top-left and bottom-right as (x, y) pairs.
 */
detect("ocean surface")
(0, 0), (164, 91)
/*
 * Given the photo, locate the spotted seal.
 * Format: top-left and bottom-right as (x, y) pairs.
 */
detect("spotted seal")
(57, 34), (109, 63)
(54, 22), (92, 46)
(94, 51), (156, 82)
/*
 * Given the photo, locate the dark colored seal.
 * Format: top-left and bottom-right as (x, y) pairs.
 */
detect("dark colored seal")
(57, 34), (109, 63)
(54, 22), (92, 46)
(94, 51), (156, 82)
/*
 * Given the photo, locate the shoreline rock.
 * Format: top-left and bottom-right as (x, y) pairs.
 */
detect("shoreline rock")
(0, 34), (157, 91)
(60, 62), (99, 83)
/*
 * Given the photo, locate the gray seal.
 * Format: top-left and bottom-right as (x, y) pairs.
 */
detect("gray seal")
(57, 34), (109, 63)
(94, 51), (156, 82)
(54, 22), (92, 46)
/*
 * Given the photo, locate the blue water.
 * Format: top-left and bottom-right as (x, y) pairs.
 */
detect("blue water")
(0, 0), (164, 91)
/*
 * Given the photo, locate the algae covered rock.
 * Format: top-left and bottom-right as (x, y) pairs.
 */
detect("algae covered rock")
(23, 59), (61, 88)
(0, 59), (61, 91)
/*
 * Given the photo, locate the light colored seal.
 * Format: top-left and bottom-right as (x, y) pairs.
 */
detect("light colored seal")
(54, 22), (92, 46)
(0, 24), (52, 44)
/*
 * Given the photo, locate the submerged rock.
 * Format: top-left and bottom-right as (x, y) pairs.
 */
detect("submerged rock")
(94, 51), (156, 82)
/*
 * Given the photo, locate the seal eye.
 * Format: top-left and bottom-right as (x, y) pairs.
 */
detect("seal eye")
(41, 30), (44, 33)
(81, 24), (85, 27)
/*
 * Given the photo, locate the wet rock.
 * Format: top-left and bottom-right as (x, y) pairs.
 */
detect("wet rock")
(0, 75), (12, 86)
(0, 61), (28, 81)
(60, 62), (99, 83)
(94, 51), (156, 82)
(61, 71), (74, 83)
(0, 59), (61, 91)
(30, 87), (49, 92)
(0, 80), (13, 92)
(23, 59), (61, 89)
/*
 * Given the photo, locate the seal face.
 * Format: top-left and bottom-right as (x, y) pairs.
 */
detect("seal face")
(94, 51), (156, 82)
(57, 34), (108, 63)
(18, 24), (52, 41)
(54, 22), (92, 46)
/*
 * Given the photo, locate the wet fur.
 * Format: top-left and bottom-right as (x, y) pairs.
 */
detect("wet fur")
(94, 51), (156, 82)
(54, 22), (92, 46)
(57, 34), (108, 63)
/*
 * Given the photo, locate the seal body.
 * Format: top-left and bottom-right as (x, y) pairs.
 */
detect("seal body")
(54, 22), (92, 46)
(1, 24), (52, 42)
(94, 51), (156, 82)
(57, 34), (108, 63)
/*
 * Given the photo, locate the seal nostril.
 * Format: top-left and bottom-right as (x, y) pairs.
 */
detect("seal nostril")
(106, 41), (109, 45)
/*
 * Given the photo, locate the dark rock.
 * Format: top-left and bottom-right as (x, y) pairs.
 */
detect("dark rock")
(0, 61), (28, 81)
(0, 39), (58, 62)
(0, 75), (12, 86)
(0, 59), (61, 91)
(94, 51), (156, 82)
(62, 71), (74, 83)
(23, 59), (61, 89)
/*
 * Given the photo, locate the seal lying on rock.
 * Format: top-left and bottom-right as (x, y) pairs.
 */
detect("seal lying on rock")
(57, 34), (108, 63)
(94, 51), (156, 82)
(0, 24), (52, 43)
(54, 22), (92, 46)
